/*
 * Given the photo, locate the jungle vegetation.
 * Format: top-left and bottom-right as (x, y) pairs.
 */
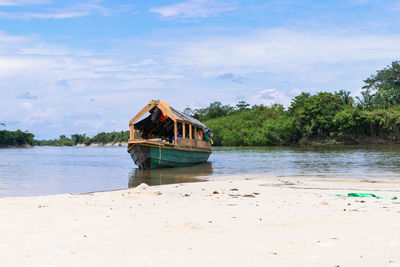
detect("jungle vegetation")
(186, 61), (400, 145)
(35, 131), (130, 146)
(0, 129), (35, 148)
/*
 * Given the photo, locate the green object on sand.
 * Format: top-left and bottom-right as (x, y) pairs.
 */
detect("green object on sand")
(333, 193), (400, 199)
(347, 193), (378, 198)
(333, 193), (383, 198)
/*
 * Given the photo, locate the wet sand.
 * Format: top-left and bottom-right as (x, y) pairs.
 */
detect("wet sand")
(1, 175), (400, 266)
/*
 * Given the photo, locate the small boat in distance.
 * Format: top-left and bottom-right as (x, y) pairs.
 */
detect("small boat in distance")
(127, 100), (213, 169)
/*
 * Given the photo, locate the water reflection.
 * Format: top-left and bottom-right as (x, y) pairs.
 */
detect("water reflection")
(128, 162), (213, 187)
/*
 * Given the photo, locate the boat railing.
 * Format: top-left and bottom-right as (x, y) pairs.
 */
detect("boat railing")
(176, 138), (211, 150)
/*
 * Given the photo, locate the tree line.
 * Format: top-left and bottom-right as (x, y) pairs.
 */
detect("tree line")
(188, 61), (400, 145)
(0, 129), (35, 148)
(35, 131), (130, 146)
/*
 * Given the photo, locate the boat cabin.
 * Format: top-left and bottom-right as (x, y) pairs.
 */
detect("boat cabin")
(128, 100), (212, 151)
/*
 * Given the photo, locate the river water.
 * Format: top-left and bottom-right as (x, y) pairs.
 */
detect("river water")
(1, 145), (400, 197)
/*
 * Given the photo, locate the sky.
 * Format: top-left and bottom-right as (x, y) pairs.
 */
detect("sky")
(0, 0), (399, 139)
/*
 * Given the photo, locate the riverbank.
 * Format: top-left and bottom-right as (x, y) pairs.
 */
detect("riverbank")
(0, 129), (35, 148)
(0, 144), (33, 148)
(299, 136), (400, 146)
(78, 142), (128, 147)
(35, 142), (128, 147)
(34, 138), (400, 147)
(1, 175), (400, 266)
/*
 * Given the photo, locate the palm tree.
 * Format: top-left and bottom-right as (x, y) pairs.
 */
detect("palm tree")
(356, 89), (375, 109)
(335, 90), (352, 105)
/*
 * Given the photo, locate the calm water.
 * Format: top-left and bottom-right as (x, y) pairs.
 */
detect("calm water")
(1, 145), (400, 197)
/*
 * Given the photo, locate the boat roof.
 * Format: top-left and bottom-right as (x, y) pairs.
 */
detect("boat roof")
(129, 100), (213, 137)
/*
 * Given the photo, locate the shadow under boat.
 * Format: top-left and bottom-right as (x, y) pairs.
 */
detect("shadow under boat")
(128, 162), (213, 187)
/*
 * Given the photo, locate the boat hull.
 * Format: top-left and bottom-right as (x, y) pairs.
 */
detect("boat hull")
(128, 143), (211, 169)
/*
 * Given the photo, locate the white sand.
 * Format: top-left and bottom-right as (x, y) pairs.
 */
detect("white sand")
(1, 176), (400, 266)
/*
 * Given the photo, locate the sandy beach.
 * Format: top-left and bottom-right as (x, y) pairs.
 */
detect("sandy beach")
(1, 175), (400, 266)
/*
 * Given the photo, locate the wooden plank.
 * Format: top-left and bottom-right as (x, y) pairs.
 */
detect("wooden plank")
(174, 121), (178, 144)
(157, 101), (179, 122)
(129, 124), (134, 140)
(129, 100), (179, 125)
(129, 99), (199, 128)
(189, 124), (192, 140)
(128, 139), (211, 153)
(182, 122), (186, 138)
(129, 101), (156, 124)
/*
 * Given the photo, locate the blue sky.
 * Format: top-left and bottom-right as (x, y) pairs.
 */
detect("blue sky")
(1, 0), (399, 139)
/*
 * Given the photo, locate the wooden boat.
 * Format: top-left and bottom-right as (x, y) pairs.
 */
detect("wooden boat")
(127, 100), (212, 169)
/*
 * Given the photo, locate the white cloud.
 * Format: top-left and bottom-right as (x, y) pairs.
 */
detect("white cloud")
(150, 0), (236, 19)
(19, 43), (69, 55)
(0, 10), (89, 19)
(347, 0), (373, 5)
(22, 101), (34, 110)
(165, 29), (400, 85)
(167, 28), (400, 75)
(21, 102), (57, 123)
(0, 0), (50, 6)
(130, 59), (158, 67)
(0, 30), (30, 43)
(252, 89), (292, 107)
(0, 2), (112, 20)
(33, 107), (57, 120)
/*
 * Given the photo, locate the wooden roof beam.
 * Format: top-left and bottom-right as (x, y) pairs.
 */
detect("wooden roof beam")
(129, 101), (156, 125)
(129, 99), (181, 125)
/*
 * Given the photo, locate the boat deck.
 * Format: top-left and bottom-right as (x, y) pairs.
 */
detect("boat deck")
(128, 138), (211, 153)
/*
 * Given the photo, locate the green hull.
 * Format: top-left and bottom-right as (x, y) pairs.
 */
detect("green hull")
(128, 144), (211, 169)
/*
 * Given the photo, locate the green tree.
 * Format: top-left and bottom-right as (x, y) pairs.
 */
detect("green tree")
(191, 101), (235, 121)
(289, 92), (345, 138)
(71, 134), (88, 145)
(360, 61), (400, 109)
(0, 130), (34, 147)
(236, 100), (250, 111)
(183, 107), (195, 116)
(335, 90), (353, 106)
(357, 88), (375, 109)
(204, 103), (296, 146)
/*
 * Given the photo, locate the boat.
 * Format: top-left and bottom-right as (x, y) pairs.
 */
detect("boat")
(127, 100), (213, 169)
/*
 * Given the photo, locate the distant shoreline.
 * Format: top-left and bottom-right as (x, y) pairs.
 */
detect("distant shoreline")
(3, 139), (400, 148)
(34, 142), (128, 148)
(0, 142), (127, 149)
(0, 144), (33, 149)
(296, 136), (400, 146)
(75, 142), (128, 147)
